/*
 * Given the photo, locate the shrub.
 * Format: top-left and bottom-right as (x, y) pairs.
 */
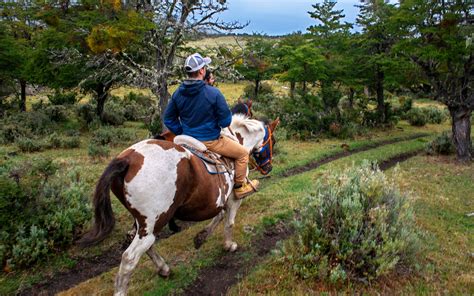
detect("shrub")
(243, 82), (274, 99)
(399, 96), (413, 113)
(16, 137), (44, 152)
(102, 97), (126, 126)
(0, 159), (91, 268)
(44, 105), (68, 122)
(426, 132), (454, 155)
(145, 113), (163, 137)
(406, 108), (427, 126)
(282, 162), (419, 284)
(122, 92), (155, 121)
(61, 137), (81, 149)
(76, 103), (97, 125)
(88, 143), (110, 160)
(0, 123), (32, 143)
(423, 107), (446, 124)
(47, 91), (77, 105)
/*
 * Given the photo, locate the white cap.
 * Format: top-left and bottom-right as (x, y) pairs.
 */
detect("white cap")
(184, 53), (212, 72)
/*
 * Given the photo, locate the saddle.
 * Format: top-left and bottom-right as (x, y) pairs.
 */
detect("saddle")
(174, 135), (234, 175)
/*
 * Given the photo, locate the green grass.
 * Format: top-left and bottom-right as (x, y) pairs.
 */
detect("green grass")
(227, 154), (474, 295)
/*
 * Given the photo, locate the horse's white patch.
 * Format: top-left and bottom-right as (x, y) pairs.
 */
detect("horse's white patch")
(125, 140), (190, 233)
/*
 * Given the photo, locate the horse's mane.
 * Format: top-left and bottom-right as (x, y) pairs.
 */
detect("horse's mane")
(231, 114), (263, 133)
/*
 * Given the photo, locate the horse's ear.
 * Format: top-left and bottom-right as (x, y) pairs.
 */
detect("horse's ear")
(247, 99), (253, 108)
(269, 117), (280, 131)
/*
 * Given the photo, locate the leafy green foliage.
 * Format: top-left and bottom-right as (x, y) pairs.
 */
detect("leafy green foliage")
(426, 132), (454, 156)
(406, 108), (427, 126)
(0, 158), (91, 268)
(47, 92), (77, 105)
(282, 161), (419, 284)
(91, 126), (135, 146)
(87, 143), (110, 160)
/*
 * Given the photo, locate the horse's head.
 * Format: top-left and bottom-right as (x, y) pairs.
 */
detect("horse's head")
(227, 114), (280, 175)
(231, 98), (253, 118)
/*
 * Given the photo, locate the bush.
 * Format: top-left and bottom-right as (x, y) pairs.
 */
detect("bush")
(122, 92), (155, 121)
(61, 137), (81, 149)
(47, 91), (77, 105)
(426, 132), (454, 155)
(243, 82), (274, 99)
(282, 162), (419, 284)
(16, 137), (44, 152)
(44, 105), (68, 122)
(76, 103), (97, 125)
(91, 127), (135, 146)
(423, 107), (446, 124)
(0, 123), (32, 143)
(406, 108), (427, 126)
(88, 143), (110, 160)
(145, 113), (163, 136)
(102, 97), (126, 126)
(0, 158), (91, 268)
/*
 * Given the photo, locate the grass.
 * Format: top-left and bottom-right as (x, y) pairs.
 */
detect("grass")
(57, 136), (436, 295)
(0, 88), (468, 295)
(0, 118), (449, 295)
(228, 154), (473, 295)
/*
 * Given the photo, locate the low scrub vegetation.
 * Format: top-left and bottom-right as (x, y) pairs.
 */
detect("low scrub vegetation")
(425, 132), (454, 155)
(281, 161), (420, 284)
(0, 158), (91, 269)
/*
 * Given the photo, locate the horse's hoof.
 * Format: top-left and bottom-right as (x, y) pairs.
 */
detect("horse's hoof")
(159, 265), (170, 278)
(224, 242), (238, 252)
(193, 230), (208, 249)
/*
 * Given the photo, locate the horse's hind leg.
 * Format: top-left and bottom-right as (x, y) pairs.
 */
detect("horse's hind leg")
(224, 196), (243, 252)
(115, 232), (155, 296)
(193, 210), (225, 249)
(146, 246), (170, 277)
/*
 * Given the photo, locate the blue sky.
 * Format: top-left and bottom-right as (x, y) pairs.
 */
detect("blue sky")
(220, 0), (362, 35)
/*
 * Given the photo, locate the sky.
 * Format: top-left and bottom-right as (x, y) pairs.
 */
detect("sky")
(220, 0), (362, 36)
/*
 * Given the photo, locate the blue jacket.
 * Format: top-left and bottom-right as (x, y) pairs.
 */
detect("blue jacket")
(164, 80), (232, 141)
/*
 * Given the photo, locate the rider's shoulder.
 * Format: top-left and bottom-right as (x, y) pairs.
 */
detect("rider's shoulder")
(203, 84), (223, 96)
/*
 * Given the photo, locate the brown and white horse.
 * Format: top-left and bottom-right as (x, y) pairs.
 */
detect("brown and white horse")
(78, 114), (280, 296)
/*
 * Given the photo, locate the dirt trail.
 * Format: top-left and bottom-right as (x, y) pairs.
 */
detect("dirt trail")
(17, 135), (427, 296)
(179, 150), (422, 295)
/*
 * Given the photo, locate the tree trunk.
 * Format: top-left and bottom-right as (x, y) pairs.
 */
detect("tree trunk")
(19, 79), (26, 112)
(290, 81), (296, 98)
(348, 87), (355, 109)
(375, 66), (385, 122)
(254, 79), (260, 99)
(302, 81), (307, 93)
(157, 75), (170, 119)
(449, 106), (472, 163)
(96, 82), (112, 122)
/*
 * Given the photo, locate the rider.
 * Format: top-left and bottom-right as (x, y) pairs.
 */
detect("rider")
(163, 53), (259, 199)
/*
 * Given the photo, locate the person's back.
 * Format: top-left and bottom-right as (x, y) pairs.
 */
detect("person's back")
(163, 53), (259, 199)
(165, 80), (231, 141)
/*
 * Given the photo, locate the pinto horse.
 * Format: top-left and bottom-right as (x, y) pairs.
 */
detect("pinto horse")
(78, 114), (280, 296)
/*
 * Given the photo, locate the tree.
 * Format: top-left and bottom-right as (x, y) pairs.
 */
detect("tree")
(276, 41), (325, 94)
(236, 36), (276, 98)
(274, 33), (307, 97)
(308, 0), (353, 112)
(0, 0), (41, 111)
(395, 0), (473, 162)
(356, 0), (397, 122)
(116, 0), (245, 119)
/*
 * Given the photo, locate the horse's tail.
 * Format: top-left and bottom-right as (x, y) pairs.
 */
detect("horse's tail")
(77, 158), (129, 248)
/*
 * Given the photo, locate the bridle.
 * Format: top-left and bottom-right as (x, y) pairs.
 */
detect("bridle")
(252, 125), (273, 175)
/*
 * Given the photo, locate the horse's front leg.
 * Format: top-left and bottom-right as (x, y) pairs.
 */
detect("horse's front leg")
(224, 195), (242, 252)
(193, 210), (225, 249)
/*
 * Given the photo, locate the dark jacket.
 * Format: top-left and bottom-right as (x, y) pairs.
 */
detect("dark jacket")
(163, 80), (232, 141)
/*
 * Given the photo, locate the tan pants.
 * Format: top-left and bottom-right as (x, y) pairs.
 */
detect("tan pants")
(202, 136), (249, 184)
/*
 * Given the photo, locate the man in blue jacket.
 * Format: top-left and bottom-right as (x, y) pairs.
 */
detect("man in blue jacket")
(164, 53), (259, 199)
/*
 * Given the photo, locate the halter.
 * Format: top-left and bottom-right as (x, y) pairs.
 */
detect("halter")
(252, 125), (273, 174)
